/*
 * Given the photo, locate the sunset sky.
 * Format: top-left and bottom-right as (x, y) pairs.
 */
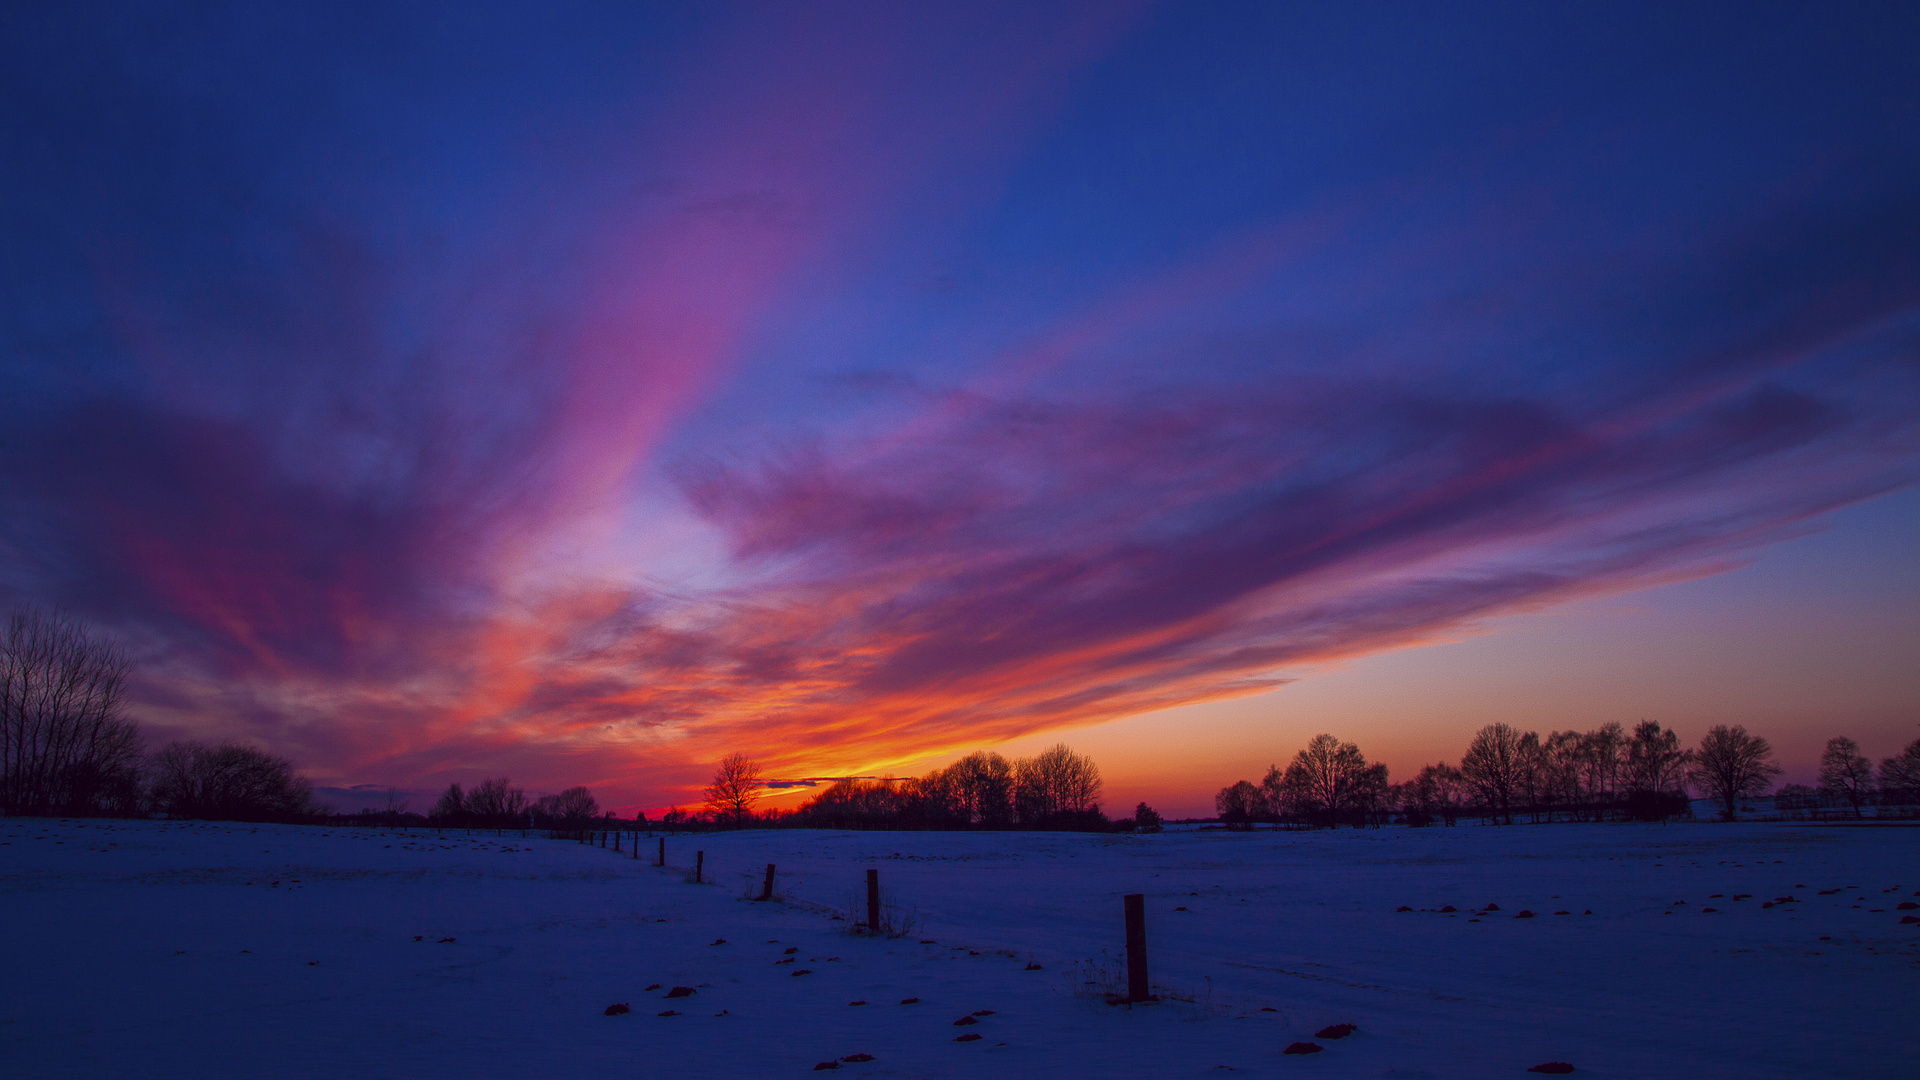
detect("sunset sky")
(4, 3), (1917, 817)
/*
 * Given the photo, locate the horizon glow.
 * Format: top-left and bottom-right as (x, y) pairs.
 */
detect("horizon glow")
(4, 4), (1918, 817)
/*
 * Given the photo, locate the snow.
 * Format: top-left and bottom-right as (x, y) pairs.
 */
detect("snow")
(2, 818), (1915, 1078)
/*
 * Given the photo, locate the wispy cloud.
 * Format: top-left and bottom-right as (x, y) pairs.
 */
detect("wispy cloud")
(2, 4), (1917, 806)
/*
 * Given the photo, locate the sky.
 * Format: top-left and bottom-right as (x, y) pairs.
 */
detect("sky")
(3, 2), (1918, 817)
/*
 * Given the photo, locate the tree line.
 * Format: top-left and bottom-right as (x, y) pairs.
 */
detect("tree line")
(679, 745), (1121, 831)
(425, 777), (610, 828)
(1217, 721), (1920, 827)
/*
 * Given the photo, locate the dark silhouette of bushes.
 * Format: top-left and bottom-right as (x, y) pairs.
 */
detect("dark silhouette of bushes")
(149, 740), (316, 821)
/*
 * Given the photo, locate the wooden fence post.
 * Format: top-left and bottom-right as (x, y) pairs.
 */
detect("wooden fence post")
(657, 837), (665, 867)
(695, 850), (704, 884)
(1124, 893), (1152, 1002)
(866, 868), (880, 933)
(760, 864), (776, 901)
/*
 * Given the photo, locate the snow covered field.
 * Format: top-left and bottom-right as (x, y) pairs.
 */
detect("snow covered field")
(2, 818), (1915, 1079)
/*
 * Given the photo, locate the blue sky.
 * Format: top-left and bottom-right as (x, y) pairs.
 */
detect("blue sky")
(3, 2), (1917, 812)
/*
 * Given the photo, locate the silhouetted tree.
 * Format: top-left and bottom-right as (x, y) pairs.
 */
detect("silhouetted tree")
(704, 753), (763, 825)
(0, 608), (142, 816)
(1539, 731), (1584, 821)
(795, 778), (906, 829)
(431, 782), (465, 821)
(1133, 802), (1163, 832)
(1689, 725), (1780, 820)
(149, 740), (315, 821)
(943, 751), (1013, 826)
(536, 786), (600, 824)
(464, 777), (528, 824)
(1256, 763), (1285, 823)
(1401, 763), (1466, 826)
(1881, 738), (1920, 808)
(1276, 734), (1388, 827)
(898, 770), (963, 828)
(1773, 782), (1825, 816)
(1460, 723), (1530, 824)
(1817, 736), (1874, 818)
(1577, 722), (1626, 814)
(1012, 744), (1103, 824)
(1215, 779), (1261, 829)
(1624, 721), (1691, 795)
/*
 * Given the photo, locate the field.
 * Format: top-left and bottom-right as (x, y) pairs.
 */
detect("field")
(2, 818), (1915, 1078)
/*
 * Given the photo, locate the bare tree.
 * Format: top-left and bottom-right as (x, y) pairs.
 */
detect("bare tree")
(1460, 723), (1530, 824)
(1403, 763), (1466, 826)
(704, 753), (763, 825)
(1881, 738), (1920, 808)
(1012, 744), (1104, 823)
(1577, 722), (1626, 814)
(430, 782), (465, 821)
(1539, 731), (1584, 821)
(1689, 725), (1780, 821)
(1257, 763), (1285, 822)
(464, 777), (528, 823)
(535, 786), (600, 823)
(941, 751), (1013, 826)
(1624, 720), (1691, 795)
(1279, 734), (1384, 828)
(149, 741), (315, 821)
(0, 608), (142, 816)
(1817, 736), (1874, 818)
(1214, 779), (1262, 828)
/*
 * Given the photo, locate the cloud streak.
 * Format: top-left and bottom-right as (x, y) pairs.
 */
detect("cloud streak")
(2, 4), (1917, 806)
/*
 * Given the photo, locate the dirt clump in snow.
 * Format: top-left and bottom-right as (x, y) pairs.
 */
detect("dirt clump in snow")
(1282, 1042), (1322, 1055)
(603, 1002), (630, 1015)
(1314, 1023), (1356, 1039)
(664, 986), (696, 998)
(954, 1033), (983, 1042)
(1527, 1062), (1575, 1073)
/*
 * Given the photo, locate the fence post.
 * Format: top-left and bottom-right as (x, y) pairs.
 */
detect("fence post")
(657, 837), (665, 867)
(866, 868), (880, 933)
(695, 850), (704, 884)
(1124, 893), (1152, 1002)
(760, 864), (776, 901)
